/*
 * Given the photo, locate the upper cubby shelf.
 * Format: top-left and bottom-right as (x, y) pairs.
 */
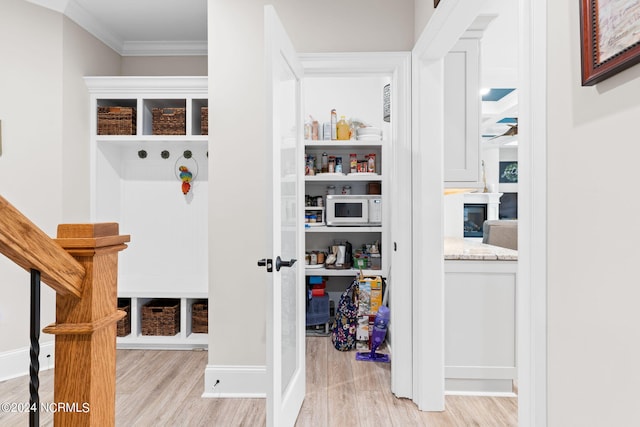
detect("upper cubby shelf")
(86, 76), (208, 139)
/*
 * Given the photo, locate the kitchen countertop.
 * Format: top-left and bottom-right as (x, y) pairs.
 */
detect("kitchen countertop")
(444, 237), (518, 261)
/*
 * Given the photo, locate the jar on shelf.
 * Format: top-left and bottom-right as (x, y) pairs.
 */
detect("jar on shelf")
(335, 156), (342, 173)
(337, 116), (350, 140)
(367, 153), (376, 173)
(306, 154), (315, 176)
(328, 156), (336, 173)
(349, 153), (358, 173)
(321, 152), (328, 173)
(326, 185), (336, 195)
(358, 160), (368, 173)
(342, 185), (352, 195)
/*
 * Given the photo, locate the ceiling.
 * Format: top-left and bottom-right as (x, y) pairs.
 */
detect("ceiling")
(26, 0), (208, 56)
(477, 0), (519, 146)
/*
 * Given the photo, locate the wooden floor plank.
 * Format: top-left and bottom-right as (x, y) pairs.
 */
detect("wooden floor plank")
(0, 337), (517, 426)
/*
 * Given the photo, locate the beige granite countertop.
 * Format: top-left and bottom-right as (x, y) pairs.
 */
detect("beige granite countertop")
(444, 237), (518, 261)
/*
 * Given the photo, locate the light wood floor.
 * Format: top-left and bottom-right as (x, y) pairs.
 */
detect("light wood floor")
(0, 337), (517, 426)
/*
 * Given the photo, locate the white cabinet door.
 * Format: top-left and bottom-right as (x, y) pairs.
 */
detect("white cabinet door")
(264, 5), (305, 427)
(443, 38), (481, 185)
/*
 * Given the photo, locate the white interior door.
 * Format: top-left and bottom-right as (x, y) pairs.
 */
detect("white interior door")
(263, 5), (305, 427)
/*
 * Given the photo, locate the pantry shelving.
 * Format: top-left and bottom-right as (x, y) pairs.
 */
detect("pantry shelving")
(86, 76), (209, 350)
(302, 73), (390, 287)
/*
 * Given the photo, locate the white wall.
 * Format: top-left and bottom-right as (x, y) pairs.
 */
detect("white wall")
(0, 0), (65, 356)
(0, 0), (121, 376)
(121, 56), (207, 76)
(207, 0), (414, 370)
(62, 17), (121, 223)
(414, 0), (436, 42)
(547, 2), (640, 426)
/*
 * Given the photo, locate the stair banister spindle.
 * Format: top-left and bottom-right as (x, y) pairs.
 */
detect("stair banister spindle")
(29, 268), (41, 427)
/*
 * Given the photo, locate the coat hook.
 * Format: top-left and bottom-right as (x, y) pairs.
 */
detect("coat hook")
(138, 150), (147, 159)
(161, 150), (170, 159)
(183, 150), (192, 159)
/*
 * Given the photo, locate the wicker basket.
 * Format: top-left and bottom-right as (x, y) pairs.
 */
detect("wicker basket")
(141, 299), (180, 336)
(152, 107), (186, 135)
(117, 298), (131, 337)
(98, 106), (136, 135)
(201, 107), (208, 135)
(192, 300), (208, 333)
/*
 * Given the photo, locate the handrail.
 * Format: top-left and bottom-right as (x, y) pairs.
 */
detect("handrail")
(0, 194), (130, 426)
(0, 195), (85, 297)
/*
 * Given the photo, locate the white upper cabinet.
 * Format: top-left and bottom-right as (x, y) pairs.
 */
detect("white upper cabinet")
(443, 38), (481, 186)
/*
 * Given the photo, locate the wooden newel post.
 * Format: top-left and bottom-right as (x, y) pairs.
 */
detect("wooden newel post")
(43, 223), (129, 426)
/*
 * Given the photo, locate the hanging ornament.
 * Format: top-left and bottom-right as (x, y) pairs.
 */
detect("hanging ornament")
(175, 154), (198, 196)
(179, 165), (193, 194)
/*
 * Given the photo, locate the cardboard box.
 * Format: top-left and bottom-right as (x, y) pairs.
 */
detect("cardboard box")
(359, 276), (383, 315)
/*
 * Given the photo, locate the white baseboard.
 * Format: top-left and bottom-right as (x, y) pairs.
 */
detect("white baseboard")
(0, 341), (55, 382)
(202, 364), (266, 398)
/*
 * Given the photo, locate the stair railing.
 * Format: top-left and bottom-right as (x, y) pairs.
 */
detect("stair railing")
(0, 195), (129, 426)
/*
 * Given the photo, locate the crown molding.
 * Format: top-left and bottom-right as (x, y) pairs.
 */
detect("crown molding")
(25, 0), (68, 14)
(63, 0), (124, 54)
(24, 0), (207, 57)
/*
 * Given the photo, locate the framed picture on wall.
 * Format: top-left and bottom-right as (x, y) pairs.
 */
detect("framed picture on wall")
(580, 0), (640, 85)
(499, 161), (518, 184)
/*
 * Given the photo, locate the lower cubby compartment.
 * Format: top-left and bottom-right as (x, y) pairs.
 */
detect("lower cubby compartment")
(141, 299), (181, 336)
(117, 298), (131, 337)
(116, 295), (208, 350)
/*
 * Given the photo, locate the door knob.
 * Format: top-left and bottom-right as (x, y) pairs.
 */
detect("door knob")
(275, 256), (296, 272)
(257, 258), (273, 272)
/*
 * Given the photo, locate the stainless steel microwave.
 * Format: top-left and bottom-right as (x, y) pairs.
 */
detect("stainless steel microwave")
(325, 194), (382, 226)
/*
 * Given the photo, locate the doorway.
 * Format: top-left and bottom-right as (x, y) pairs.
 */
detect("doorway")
(412, 0), (547, 425)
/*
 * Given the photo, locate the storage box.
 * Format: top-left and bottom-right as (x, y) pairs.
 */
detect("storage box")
(367, 182), (381, 195)
(359, 276), (383, 315)
(306, 295), (330, 326)
(356, 315), (370, 350)
(201, 107), (208, 135)
(353, 255), (369, 269)
(141, 299), (180, 336)
(369, 254), (382, 270)
(191, 300), (208, 333)
(98, 106), (136, 135)
(116, 298), (131, 337)
(152, 107), (186, 135)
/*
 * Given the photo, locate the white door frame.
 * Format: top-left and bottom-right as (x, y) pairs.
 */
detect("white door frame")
(298, 52), (413, 398)
(516, 0), (548, 424)
(412, 0), (548, 424)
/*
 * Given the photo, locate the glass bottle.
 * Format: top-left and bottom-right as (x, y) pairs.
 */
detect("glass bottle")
(337, 116), (350, 140)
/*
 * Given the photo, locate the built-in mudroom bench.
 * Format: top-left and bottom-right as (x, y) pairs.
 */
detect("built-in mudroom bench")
(444, 237), (517, 395)
(85, 76), (208, 350)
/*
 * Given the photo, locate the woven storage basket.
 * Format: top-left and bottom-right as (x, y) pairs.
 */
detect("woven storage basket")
(97, 106), (136, 135)
(116, 298), (131, 337)
(201, 107), (208, 135)
(192, 300), (208, 333)
(152, 107), (186, 135)
(141, 299), (180, 336)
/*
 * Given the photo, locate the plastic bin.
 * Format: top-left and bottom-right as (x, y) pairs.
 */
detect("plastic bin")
(306, 295), (330, 326)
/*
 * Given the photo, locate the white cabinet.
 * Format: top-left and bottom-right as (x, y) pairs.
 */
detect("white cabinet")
(444, 260), (517, 394)
(443, 38), (481, 187)
(85, 76), (208, 349)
